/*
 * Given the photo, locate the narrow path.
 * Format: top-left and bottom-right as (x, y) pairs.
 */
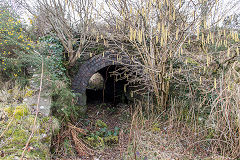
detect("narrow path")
(76, 103), (131, 160)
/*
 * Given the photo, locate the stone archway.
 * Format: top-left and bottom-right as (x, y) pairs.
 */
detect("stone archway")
(72, 51), (131, 105)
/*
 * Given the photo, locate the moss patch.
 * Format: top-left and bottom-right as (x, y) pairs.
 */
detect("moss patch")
(24, 90), (34, 97)
(0, 104), (59, 160)
(4, 104), (29, 119)
(86, 136), (104, 148)
(95, 119), (107, 128)
(104, 135), (118, 145)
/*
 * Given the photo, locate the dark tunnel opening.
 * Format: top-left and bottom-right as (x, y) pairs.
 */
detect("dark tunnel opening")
(86, 65), (129, 105)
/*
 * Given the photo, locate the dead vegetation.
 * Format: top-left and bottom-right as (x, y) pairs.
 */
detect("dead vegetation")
(1, 0), (240, 159)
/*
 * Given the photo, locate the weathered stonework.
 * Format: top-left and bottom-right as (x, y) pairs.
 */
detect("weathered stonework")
(0, 81), (59, 160)
(72, 51), (131, 105)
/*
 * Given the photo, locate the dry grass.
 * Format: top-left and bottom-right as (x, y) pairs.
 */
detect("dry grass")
(69, 123), (95, 157)
(127, 78), (240, 160)
(0, 82), (32, 105)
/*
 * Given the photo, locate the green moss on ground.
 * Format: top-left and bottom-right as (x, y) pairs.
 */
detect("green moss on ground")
(104, 135), (118, 145)
(4, 104), (29, 119)
(87, 136), (105, 148)
(0, 104), (59, 160)
(95, 119), (107, 128)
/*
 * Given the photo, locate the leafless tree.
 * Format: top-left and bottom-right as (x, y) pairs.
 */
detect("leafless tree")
(22, 0), (96, 67)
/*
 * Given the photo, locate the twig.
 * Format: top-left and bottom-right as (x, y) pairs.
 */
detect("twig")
(68, 123), (95, 157)
(0, 112), (16, 139)
(20, 57), (44, 160)
(68, 123), (87, 135)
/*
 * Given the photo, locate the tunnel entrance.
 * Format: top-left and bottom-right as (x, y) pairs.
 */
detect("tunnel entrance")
(86, 65), (128, 105)
(72, 51), (134, 106)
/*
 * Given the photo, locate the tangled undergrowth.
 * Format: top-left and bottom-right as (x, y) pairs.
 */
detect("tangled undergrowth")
(1, 0), (240, 159)
(51, 103), (131, 159)
(126, 98), (240, 160)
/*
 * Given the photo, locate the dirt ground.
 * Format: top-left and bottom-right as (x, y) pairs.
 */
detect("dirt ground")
(82, 103), (131, 160)
(52, 103), (132, 160)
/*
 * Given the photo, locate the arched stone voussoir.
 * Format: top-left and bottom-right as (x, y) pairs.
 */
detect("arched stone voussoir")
(72, 51), (130, 106)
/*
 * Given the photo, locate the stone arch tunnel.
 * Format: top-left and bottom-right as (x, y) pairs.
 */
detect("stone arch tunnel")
(72, 51), (132, 106)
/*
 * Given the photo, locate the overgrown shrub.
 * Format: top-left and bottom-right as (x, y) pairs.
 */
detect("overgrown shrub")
(50, 81), (79, 121)
(38, 35), (66, 80)
(0, 5), (36, 86)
